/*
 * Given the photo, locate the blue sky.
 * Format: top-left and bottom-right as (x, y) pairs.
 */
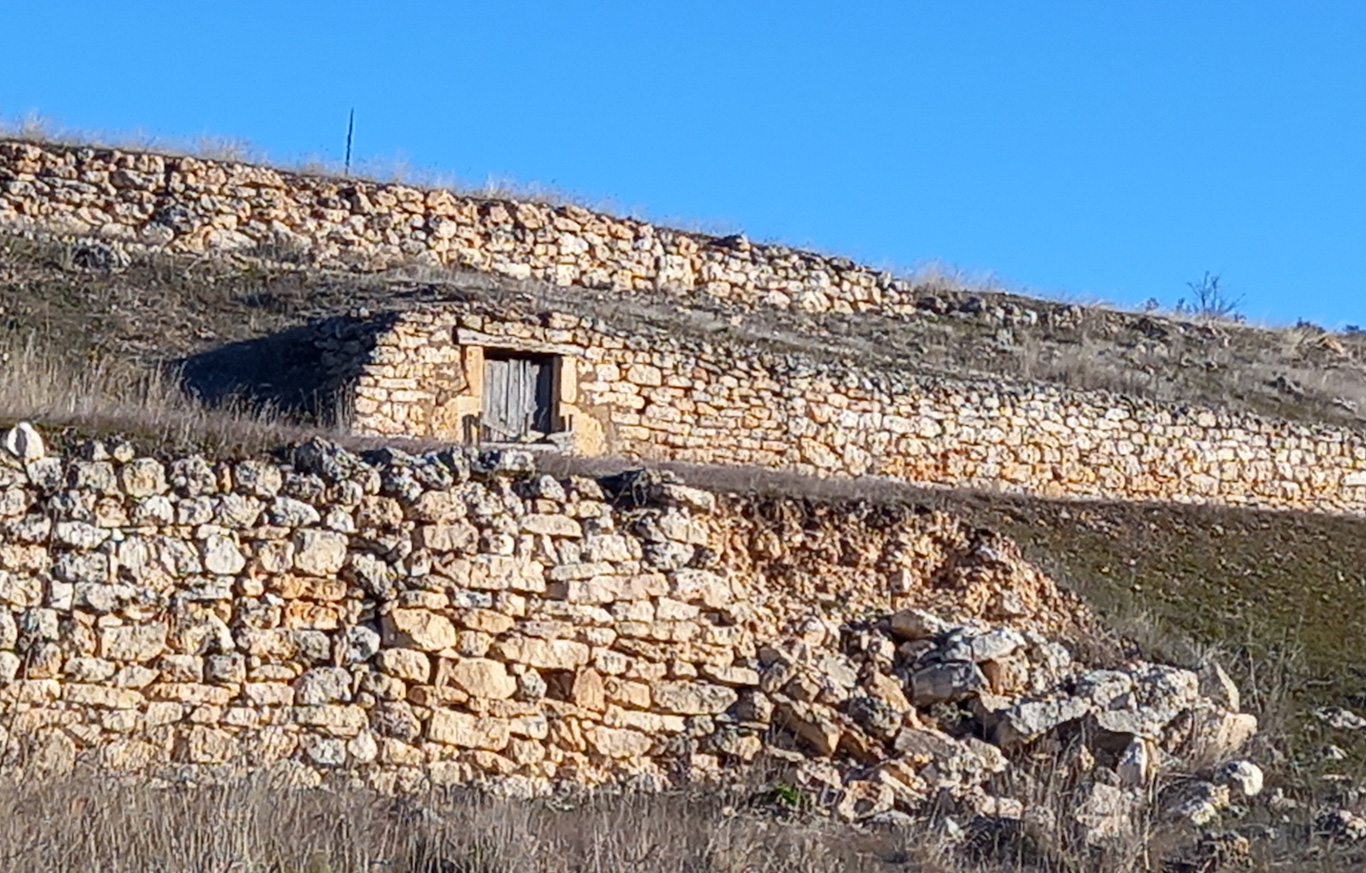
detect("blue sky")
(3, 1), (1364, 326)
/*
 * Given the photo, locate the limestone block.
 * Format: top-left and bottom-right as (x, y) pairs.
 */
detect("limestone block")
(376, 648), (432, 683)
(53, 521), (109, 550)
(408, 491), (467, 523)
(64, 656), (116, 683)
(383, 609), (458, 652)
(119, 458), (167, 497)
(652, 681), (737, 716)
(699, 664), (760, 687)
(146, 683), (234, 706)
(158, 654), (204, 683)
(185, 726), (236, 764)
(587, 726), (652, 759)
(200, 534), (246, 575)
(205, 654), (246, 685)
(295, 667), (353, 704)
(437, 657), (516, 700)
(520, 514), (582, 537)
(292, 530), (348, 577)
(491, 636), (590, 671)
(64, 684), (143, 709)
(546, 576), (625, 604)
(0, 572), (42, 607)
(268, 496), (321, 527)
(452, 608), (515, 635)
(293, 704), (369, 737)
(565, 667), (606, 712)
(100, 624), (167, 662)
(427, 710), (510, 751)
(414, 521), (477, 552)
(100, 738), (162, 771)
(668, 569), (731, 607)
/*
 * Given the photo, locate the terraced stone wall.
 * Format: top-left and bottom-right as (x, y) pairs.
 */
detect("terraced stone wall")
(0, 139), (923, 315)
(4, 140), (1366, 514)
(352, 307), (1366, 515)
(0, 427), (1106, 795)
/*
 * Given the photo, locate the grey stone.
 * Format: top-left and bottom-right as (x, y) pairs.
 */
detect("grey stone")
(340, 625), (381, 664)
(295, 667), (353, 705)
(170, 457), (217, 497)
(268, 496), (321, 527)
(24, 457), (62, 492)
(68, 461), (117, 494)
(941, 627), (1025, 664)
(234, 460), (282, 497)
(989, 696), (1091, 747)
(910, 661), (985, 705)
(301, 734), (347, 766)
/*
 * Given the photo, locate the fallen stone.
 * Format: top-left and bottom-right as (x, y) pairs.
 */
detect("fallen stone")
(1318, 808), (1366, 842)
(1164, 781), (1230, 826)
(1197, 660), (1241, 713)
(910, 660), (986, 705)
(888, 609), (951, 641)
(1215, 760), (1264, 798)
(835, 780), (895, 822)
(988, 696), (1090, 747)
(1314, 706), (1366, 731)
(774, 698), (841, 756)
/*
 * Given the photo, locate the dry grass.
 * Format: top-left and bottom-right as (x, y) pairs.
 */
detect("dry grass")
(0, 771), (938, 873)
(0, 330), (331, 456)
(10, 229), (1366, 433)
(5, 750), (1364, 873)
(0, 768), (1249, 873)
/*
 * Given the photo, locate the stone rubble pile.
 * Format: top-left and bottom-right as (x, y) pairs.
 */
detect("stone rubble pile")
(738, 606), (1258, 835)
(0, 424), (1257, 835)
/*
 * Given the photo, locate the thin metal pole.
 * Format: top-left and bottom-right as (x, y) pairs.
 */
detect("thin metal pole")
(344, 109), (355, 177)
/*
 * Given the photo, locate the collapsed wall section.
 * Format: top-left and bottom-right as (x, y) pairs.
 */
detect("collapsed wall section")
(353, 308), (1366, 514)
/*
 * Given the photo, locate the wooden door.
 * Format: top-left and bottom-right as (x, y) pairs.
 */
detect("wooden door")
(483, 354), (555, 441)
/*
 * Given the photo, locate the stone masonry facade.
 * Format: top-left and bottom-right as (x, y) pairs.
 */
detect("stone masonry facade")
(349, 307), (1366, 515)
(3, 139), (1366, 514)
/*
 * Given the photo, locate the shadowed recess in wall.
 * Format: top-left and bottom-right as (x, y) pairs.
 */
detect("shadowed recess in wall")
(177, 312), (401, 426)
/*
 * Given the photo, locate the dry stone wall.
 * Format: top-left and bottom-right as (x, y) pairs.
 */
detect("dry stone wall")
(0, 139), (923, 315)
(0, 425), (1253, 823)
(354, 307), (1366, 514)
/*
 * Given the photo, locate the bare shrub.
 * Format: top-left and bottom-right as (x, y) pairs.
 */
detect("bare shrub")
(1176, 272), (1245, 322)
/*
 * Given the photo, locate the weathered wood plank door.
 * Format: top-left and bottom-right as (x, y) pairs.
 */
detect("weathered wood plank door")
(483, 354), (555, 441)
